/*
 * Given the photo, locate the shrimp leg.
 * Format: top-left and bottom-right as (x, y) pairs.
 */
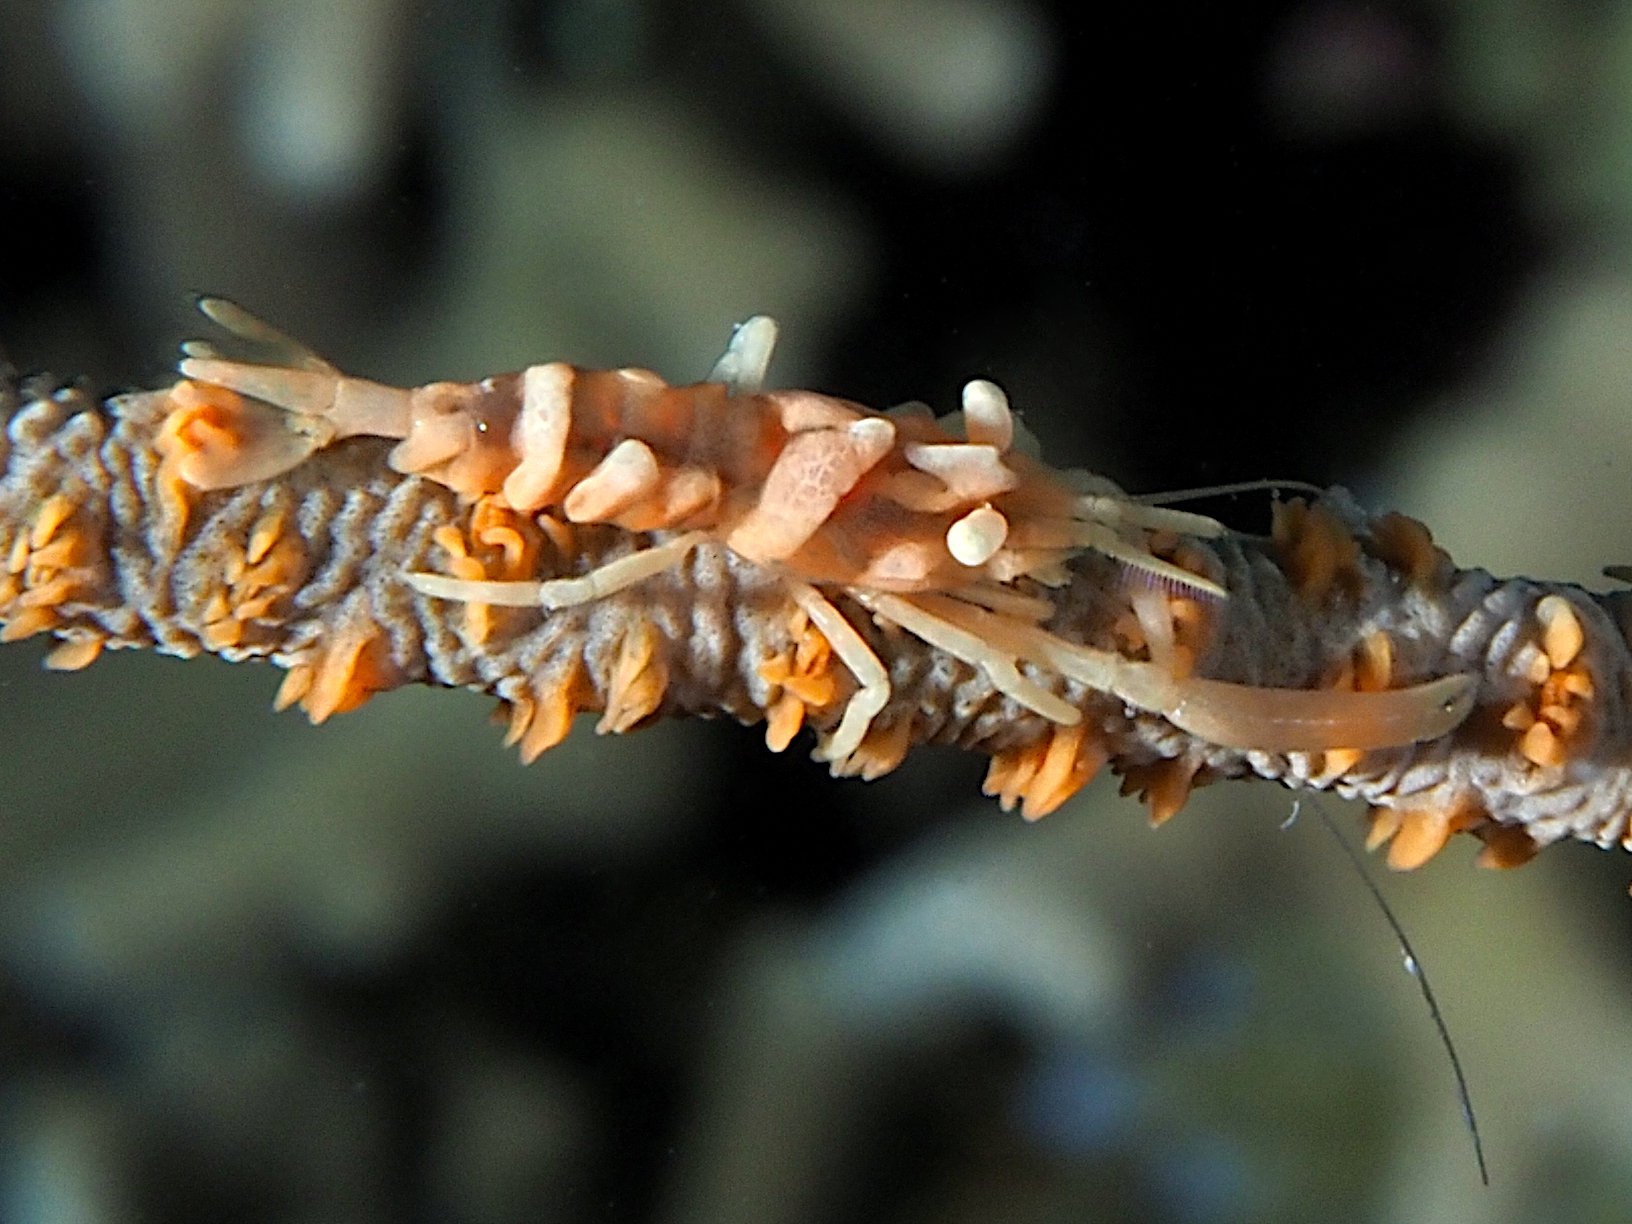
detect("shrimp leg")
(404, 532), (711, 611)
(786, 581), (891, 766)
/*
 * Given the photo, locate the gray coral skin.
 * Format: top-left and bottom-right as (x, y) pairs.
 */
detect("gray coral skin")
(3, 378), (1632, 857)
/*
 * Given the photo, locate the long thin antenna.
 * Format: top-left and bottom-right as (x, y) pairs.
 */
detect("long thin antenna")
(1133, 478), (1327, 506)
(1302, 801), (1490, 1186)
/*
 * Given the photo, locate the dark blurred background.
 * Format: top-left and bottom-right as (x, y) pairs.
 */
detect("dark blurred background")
(2, 1), (1631, 1221)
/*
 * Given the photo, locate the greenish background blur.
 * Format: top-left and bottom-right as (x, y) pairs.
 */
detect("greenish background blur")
(1, 1), (1629, 1221)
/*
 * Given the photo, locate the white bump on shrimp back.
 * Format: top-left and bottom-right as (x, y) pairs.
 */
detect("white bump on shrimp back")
(502, 362), (574, 512)
(960, 379), (1013, 451)
(708, 315), (780, 394)
(563, 438), (663, 523)
(946, 504), (1009, 566)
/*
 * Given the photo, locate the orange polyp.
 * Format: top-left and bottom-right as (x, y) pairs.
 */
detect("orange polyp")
(233, 593), (280, 621)
(29, 494), (74, 551)
(300, 624), (398, 724)
(1366, 511), (1447, 588)
(598, 621), (668, 734)
(839, 718), (914, 781)
(1272, 499), (1364, 603)
(1001, 744), (1047, 811)
(1022, 724), (1084, 820)
(202, 589), (231, 626)
(433, 527), (492, 642)
(43, 637), (102, 671)
(247, 508), (286, 565)
(1021, 722), (1106, 820)
(433, 527), (483, 580)
(981, 751), (1017, 802)
(153, 458), (194, 547)
(1168, 596), (1203, 629)
(1541, 703), (1582, 736)
(1536, 594), (1585, 670)
(21, 570), (72, 605)
(476, 523), (528, 573)
(1167, 595), (1211, 674)
(1505, 625), (1595, 767)
(1120, 756), (1199, 827)
(764, 692), (805, 752)
(475, 498), (544, 575)
(16, 575), (79, 610)
(428, 502), (546, 646)
(273, 663), (315, 712)
(784, 667), (836, 709)
(201, 619), (243, 650)
(1385, 797), (1484, 870)
(520, 662), (583, 763)
(1354, 630), (1393, 693)
(1388, 809), (1455, 870)
(1319, 747), (1365, 778)
(232, 533), (303, 619)
(793, 617), (830, 671)
(1539, 670), (1576, 710)
(757, 611), (840, 716)
(1474, 823), (1541, 869)
(1519, 721), (1565, 768)
(0, 499), (98, 643)
(501, 693), (535, 747)
(1501, 703), (1535, 731)
(312, 656), (384, 719)
(984, 741), (1048, 812)
(220, 542), (248, 587)
(1365, 806), (1403, 852)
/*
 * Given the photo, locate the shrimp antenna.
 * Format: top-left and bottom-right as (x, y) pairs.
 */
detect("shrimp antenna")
(1133, 478), (1327, 506)
(1303, 799), (1489, 1187)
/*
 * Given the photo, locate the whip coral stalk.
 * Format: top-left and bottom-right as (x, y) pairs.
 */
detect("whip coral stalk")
(4, 301), (1630, 874)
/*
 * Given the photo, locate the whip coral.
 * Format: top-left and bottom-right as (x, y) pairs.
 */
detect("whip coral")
(5, 301), (1631, 874)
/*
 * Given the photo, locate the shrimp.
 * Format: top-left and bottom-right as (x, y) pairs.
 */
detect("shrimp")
(170, 299), (1472, 768)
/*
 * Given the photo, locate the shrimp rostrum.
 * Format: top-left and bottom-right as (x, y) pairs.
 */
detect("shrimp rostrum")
(30, 298), (1632, 876)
